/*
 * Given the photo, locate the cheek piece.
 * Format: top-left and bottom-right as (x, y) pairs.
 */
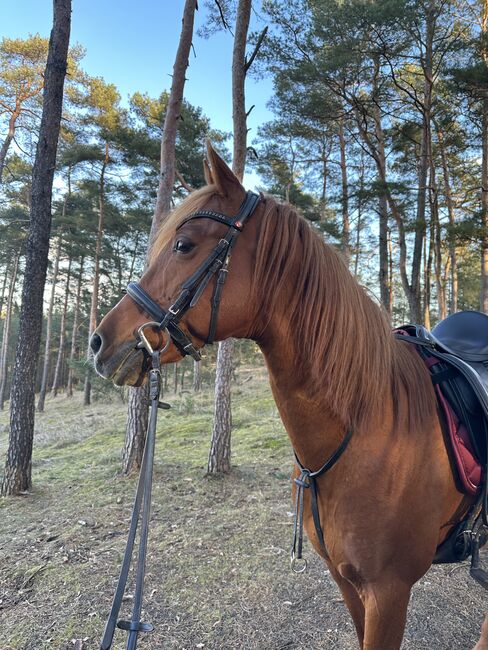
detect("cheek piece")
(126, 191), (260, 360)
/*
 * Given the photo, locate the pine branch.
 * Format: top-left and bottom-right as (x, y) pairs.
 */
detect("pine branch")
(244, 26), (268, 72)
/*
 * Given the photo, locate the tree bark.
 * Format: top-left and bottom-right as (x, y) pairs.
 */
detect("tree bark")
(67, 255), (83, 397)
(124, 0), (198, 475)
(208, 0), (253, 476)
(122, 384), (149, 475)
(208, 337), (233, 474)
(193, 358), (202, 391)
(37, 234), (62, 412)
(0, 262), (10, 331)
(1, 0), (71, 496)
(51, 255), (71, 396)
(354, 151), (365, 278)
(0, 253), (20, 410)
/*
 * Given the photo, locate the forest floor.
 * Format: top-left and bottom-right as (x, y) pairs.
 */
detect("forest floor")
(1, 366), (488, 650)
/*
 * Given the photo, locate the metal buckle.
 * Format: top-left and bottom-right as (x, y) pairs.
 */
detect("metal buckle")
(136, 322), (171, 356)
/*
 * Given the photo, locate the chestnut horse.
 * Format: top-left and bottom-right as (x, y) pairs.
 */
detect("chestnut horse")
(92, 144), (488, 649)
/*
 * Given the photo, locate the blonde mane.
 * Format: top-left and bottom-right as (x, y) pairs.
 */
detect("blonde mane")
(250, 195), (435, 431)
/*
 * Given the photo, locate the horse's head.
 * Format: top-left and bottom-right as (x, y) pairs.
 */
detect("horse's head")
(91, 143), (262, 386)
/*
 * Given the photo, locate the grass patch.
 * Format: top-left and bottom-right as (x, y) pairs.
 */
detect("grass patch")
(1, 371), (487, 649)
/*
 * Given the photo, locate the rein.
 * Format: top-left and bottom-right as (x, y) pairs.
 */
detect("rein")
(100, 325), (170, 650)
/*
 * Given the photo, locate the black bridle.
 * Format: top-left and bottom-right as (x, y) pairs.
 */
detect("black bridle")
(126, 190), (261, 360)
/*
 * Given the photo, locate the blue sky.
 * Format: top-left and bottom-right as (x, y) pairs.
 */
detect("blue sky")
(0, 0), (274, 187)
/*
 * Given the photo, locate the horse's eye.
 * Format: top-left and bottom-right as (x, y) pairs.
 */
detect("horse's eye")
(173, 238), (194, 254)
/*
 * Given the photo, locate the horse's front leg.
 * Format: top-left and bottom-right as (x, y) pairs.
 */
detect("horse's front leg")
(332, 560), (412, 650)
(361, 579), (412, 650)
(328, 564), (365, 646)
(473, 612), (488, 649)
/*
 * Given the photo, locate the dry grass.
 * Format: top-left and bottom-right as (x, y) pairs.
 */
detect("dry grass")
(0, 368), (487, 649)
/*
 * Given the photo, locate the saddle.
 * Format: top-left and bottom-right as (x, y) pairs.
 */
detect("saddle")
(395, 311), (488, 587)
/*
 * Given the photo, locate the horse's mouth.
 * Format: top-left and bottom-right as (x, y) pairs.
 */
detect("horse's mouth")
(94, 343), (148, 387)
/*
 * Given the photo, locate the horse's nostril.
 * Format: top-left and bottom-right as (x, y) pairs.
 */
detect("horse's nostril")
(90, 332), (103, 355)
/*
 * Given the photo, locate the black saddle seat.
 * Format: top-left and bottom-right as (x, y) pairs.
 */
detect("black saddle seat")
(431, 311), (488, 363)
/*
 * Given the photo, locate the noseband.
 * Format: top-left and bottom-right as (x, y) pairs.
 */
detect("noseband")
(126, 190), (260, 359)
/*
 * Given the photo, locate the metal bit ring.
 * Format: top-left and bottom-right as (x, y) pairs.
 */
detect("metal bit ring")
(136, 322), (171, 356)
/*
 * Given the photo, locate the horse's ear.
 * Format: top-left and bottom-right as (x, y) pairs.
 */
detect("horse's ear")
(203, 157), (213, 185)
(205, 140), (243, 197)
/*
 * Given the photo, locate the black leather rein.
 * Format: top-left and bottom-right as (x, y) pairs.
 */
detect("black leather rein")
(126, 190), (261, 360)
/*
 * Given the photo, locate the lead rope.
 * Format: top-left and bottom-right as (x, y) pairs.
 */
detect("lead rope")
(100, 325), (171, 650)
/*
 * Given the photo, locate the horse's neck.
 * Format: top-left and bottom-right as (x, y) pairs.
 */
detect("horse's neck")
(258, 331), (348, 470)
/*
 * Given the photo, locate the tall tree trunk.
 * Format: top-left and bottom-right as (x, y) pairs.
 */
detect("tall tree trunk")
(482, 95), (488, 312)
(208, 0), (254, 476)
(151, 0), (198, 236)
(373, 58), (390, 315)
(423, 222), (433, 329)
(388, 229), (394, 315)
(66, 255), (83, 397)
(354, 152), (365, 277)
(208, 335), (233, 474)
(84, 144), (109, 406)
(436, 123), (458, 313)
(430, 159), (446, 321)
(320, 141), (329, 219)
(51, 255), (71, 397)
(0, 253), (20, 410)
(123, 0), (198, 475)
(0, 261), (10, 324)
(411, 1), (435, 324)
(0, 101), (21, 184)
(338, 112), (350, 264)
(353, 102), (413, 318)
(193, 357), (202, 391)
(37, 234), (62, 411)
(1, 0), (71, 496)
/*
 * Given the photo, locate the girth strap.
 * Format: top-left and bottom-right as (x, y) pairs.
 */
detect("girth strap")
(291, 428), (353, 573)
